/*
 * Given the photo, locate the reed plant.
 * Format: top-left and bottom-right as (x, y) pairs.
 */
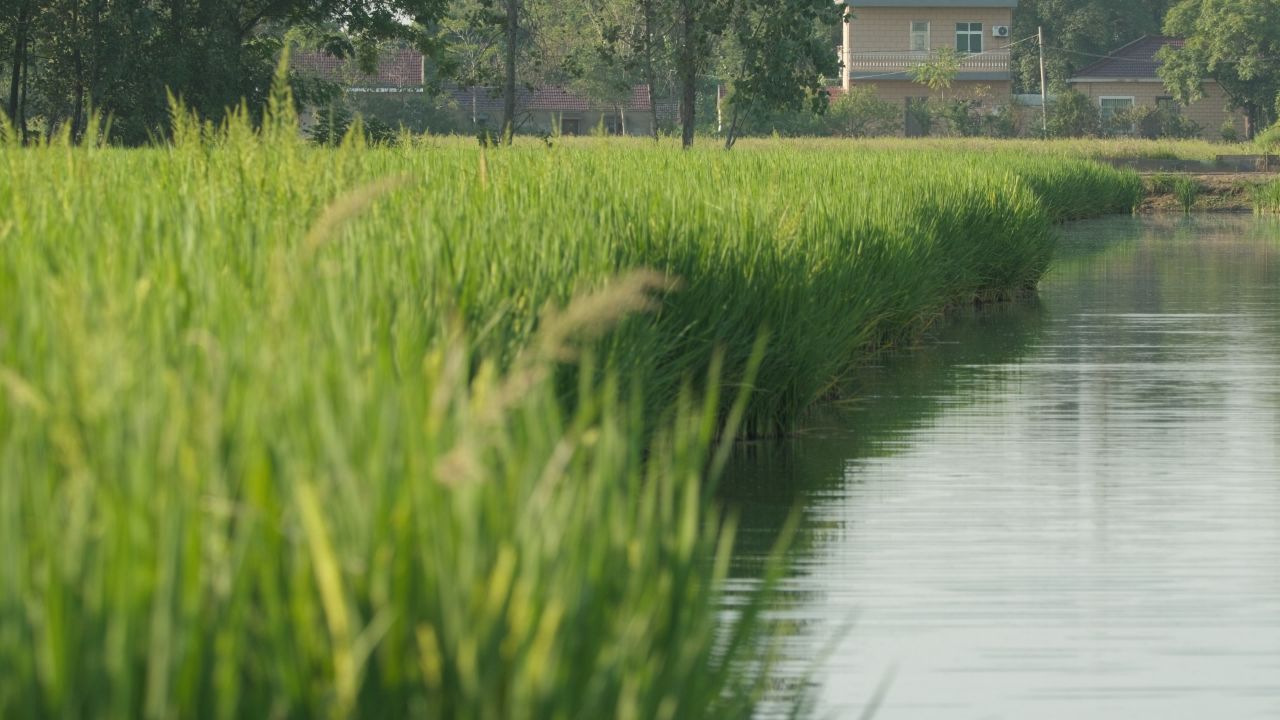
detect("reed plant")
(0, 91), (1141, 717)
(1252, 178), (1280, 214)
(1173, 176), (1201, 213)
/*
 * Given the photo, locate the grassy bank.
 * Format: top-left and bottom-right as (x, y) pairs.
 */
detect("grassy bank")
(1252, 178), (1280, 213)
(0, 104), (1141, 717)
(732, 136), (1255, 163)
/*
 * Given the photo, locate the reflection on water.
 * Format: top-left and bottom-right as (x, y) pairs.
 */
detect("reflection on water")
(726, 215), (1280, 719)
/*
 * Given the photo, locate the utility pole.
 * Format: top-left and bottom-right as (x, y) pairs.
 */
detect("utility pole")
(1038, 26), (1048, 137)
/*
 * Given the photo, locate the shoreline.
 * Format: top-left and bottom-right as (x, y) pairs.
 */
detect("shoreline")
(1139, 172), (1278, 213)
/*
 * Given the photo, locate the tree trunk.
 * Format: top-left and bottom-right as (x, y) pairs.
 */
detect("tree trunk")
(7, 1), (29, 123)
(502, 0), (518, 144)
(723, 106), (740, 150)
(642, 0), (659, 141)
(18, 37), (29, 141)
(678, 0), (696, 148)
(88, 0), (105, 131)
(72, 50), (86, 142)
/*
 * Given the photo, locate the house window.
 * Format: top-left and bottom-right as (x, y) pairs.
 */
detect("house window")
(910, 21), (930, 52)
(956, 23), (982, 53)
(1099, 96), (1135, 124)
(1095, 96), (1136, 133)
(560, 118), (580, 136)
(604, 115), (623, 135)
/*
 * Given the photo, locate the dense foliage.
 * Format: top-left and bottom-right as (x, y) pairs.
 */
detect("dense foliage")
(0, 0), (449, 144)
(1158, 0), (1280, 138)
(0, 0), (843, 146)
(1010, 0), (1173, 93)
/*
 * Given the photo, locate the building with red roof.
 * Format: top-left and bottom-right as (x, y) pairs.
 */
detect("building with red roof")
(293, 48), (673, 136)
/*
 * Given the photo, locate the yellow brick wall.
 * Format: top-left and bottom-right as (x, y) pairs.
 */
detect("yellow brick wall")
(1069, 81), (1246, 140)
(853, 79), (1011, 104)
(847, 7), (1014, 53)
(845, 80), (1015, 136)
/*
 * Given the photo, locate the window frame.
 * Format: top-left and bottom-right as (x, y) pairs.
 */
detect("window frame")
(910, 21), (930, 53)
(1099, 96), (1136, 132)
(955, 22), (983, 53)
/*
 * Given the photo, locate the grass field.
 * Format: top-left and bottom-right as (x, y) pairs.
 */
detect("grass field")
(0, 96), (1143, 717)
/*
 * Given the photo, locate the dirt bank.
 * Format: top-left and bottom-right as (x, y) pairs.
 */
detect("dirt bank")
(1140, 172), (1277, 213)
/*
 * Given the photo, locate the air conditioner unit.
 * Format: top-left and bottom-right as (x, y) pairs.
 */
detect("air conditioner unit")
(992, 25), (1010, 38)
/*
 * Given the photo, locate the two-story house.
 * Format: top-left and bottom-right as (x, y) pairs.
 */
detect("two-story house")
(838, 0), (1016, 135)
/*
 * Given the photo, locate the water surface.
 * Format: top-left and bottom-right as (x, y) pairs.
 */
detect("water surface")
(728, 215), (1280, 719)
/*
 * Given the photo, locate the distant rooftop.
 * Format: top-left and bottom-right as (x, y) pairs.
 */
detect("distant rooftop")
(446, 85), (660, 114)
(293, 49), (666, 114)
(293, 48), (423, 90)
(841, 0), (1017, 7)
(1068, 36), (1184, 80)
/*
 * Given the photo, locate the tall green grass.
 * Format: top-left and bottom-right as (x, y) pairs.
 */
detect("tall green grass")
(1252, 178), (1280, 214)
(0, 99), (1141, 717)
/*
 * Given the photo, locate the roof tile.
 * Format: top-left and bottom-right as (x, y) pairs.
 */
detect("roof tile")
(293, 49), (423, 89)
(294, 49), (664, 114)
(1069, 36), (1185, 80)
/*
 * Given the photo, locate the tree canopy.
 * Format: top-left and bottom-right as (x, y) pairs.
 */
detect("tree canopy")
(718, 0), (840, 148)
(1158, 0), (1280, 137)
(0, 0), (840, 146)
(1, 0), (449, 143)
(1011, 0), (1172, 92)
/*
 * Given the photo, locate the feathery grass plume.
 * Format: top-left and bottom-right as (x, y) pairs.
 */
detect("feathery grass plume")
(0, 366), (49, 416)
(532, 269), (680, 362)
(166, 90), (203, 149)
(301, 174), (408, 254)
(0, 110), (16, 146)
(266, 44), (300, 137)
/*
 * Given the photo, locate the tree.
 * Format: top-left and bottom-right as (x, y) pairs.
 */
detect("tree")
(911, 46), (961, 98)
(1047, 88), (1101, 136)
(533, 0), (643, 133)
(674, 0), (729, 148)
(823, 86), (899, 136)
(449, 0), (527, 142)
(1010, 0), (1173, 93)
(2, 0), (33, 137)
(718, 0), (840, 148)
(1, 0), (450, 144)
(637, 0), (669, 139)
(1158, 0), (1280, 138)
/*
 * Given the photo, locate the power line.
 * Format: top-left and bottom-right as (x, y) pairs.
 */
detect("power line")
(1043, 43), (1280, 67)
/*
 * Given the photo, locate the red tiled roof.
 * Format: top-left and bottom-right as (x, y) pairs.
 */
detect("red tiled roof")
(293, 49), (423, 89)
(294, 48), (674, 116)
(1069, 36), (1185, 80)
(448, 85), (657, 113)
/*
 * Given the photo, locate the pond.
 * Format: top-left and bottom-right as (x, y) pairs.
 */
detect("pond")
(726, 215), (1280, 719)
